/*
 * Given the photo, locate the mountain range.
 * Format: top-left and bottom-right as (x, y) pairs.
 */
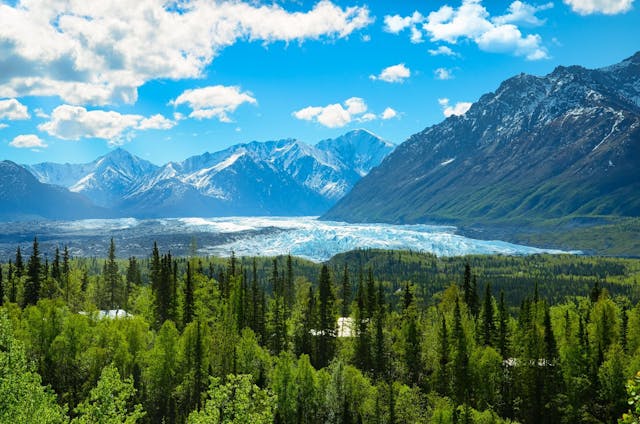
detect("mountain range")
(324, 52), (640, 253)
(7, 129), (393, 219)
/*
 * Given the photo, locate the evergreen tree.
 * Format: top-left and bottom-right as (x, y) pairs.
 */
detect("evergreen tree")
(482, 283), (496, 347)
(296, 286), (316, 359)
(184, 262), (195, 327)
(366, 268), (376, 319)
(7, 261), (16, 303)
(23, 237), (41, 306)
(373, 289), (387, 381)
(403, 300), (422, 387)
(497, 290), (509, 359)
(341, 263), (351, 317)
(286, 254), (295, 313)
(452, 298), (469, 405)
(316, 264), (335, 369)
(354, 276), (371, 373)
(104, 238), (120, 309)
(62, 246), (70, 303)
(463, 262), (472, 306)
(0, 266), (3, 306)
(436, 315), (449, 396)
(15, 246), (24, 278)
(51, 247), (61, 282)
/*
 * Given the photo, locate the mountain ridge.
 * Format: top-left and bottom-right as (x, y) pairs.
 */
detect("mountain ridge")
(17, 129), (394, 219)
(322, 52), (640, 253)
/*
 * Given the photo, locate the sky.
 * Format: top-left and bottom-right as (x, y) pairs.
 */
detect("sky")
(0, 0), (638, 165)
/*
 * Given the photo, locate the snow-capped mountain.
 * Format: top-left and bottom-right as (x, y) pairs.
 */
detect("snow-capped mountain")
(324, 52), (640, 226)
(22, 129), (394, 218)
(27, 148), (159, 207)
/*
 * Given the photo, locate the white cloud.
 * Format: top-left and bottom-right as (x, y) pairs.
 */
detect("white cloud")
(428, 45), (458, 56)
(293, 97), (396, 128)
(563, 0), (633, 14)
(293, 106), (325, 121)
(171, 85), (257, 123)
(435, 68), (454, 80)
(0, 99), (29, 120)
(381, 107), (398, 120)
(359, 112), (378, 122)
(383, 11), (424, 33)
(370, 63), (411, 83)
(384, 1), (549, 60)
(38, 105), (175, 145)
(345, 97), (367, 115)
(317, 104), (352, 128)
(0, 1), (371, 106)
(438, 98), (472, 117)
(138, 114), (176, 130)
(10, 134), (47, 149)
(0, 124), (8, 129)
(493, 1), (553, 26)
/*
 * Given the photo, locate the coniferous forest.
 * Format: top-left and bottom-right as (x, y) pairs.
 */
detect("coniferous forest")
(2, 238), (640, 423)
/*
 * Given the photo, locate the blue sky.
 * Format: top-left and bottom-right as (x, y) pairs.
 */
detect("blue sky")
(0, 0), (638, 165)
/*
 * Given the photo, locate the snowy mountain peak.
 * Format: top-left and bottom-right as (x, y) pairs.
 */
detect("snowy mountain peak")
(26, 130), (394, 218)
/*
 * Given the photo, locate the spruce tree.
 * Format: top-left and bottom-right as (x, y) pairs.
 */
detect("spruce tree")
(8, 261), (16, 303)
(341, 263), (351, 317)
(482, 283), (495, 347)
(183, 262), (194, 327)
(452, 298), (469, 405)
(436, 315), (449, 396)
(15, 246), (24, 278)
(23, 237), (41, 306)
(62, 246), (70, 302)
(105, 238), (120, 309)
(51, 247), (60, 282)
(317, 264), (335, 369)
(497, 290), (509, 359)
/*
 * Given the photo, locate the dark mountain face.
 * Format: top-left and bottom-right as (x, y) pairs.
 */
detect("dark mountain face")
(0, 161), (108, 220)
(323, 52), (640, 226)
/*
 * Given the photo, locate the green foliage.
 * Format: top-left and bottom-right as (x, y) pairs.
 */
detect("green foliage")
(1, 244), (640, 424)
(0, 311), (67, 423)
(72, 363), (145, 424)
(187, 374), (275, 424)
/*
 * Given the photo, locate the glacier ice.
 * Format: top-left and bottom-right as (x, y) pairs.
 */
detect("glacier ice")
(2, 216), (577, 262)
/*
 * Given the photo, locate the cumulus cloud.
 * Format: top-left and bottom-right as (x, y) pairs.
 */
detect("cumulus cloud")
(0, 98), (29, 120)
(493, 1), (553, 26)
(38, 105), (175, 145)
(563, 0), (633, 14)
(435, 68), (454, 80)
(384, 0), (549, 60)
(170, 86), (257, 123)
(10, 134), (47, 149)
(0, 0), (372, 106)
(383, 11), (424, 33)
(293, 97), (397, 128)
(0, 124), (7, 129)
(370, 63), (411, 83)
(428, 45), (458, 56)
(438, 98), (472, 117)
(381, 107), (398, 120)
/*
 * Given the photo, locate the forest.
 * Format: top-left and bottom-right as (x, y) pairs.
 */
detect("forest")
(1, 238), (640, 423)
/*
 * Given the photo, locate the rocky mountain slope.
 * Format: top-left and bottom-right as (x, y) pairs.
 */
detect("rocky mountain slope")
(324, 52), (640, 234)
(0, 161), (108, 220)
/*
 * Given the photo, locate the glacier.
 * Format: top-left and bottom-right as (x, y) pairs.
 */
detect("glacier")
(0, 216), (577, 262)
